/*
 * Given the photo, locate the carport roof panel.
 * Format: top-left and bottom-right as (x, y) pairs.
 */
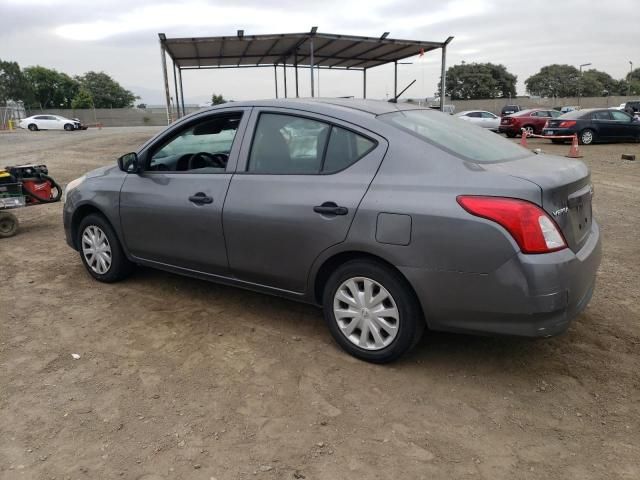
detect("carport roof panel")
(161, 32), (446, 69)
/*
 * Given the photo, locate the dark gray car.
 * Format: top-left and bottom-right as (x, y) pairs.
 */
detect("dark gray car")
(63, 99), (601, 363)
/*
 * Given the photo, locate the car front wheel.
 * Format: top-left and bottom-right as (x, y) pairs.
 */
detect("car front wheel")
(28, 124), (38, 131)
(64, 123), (74, 131)
(77, 213), (133, 282)
(322, 260), (425, 363)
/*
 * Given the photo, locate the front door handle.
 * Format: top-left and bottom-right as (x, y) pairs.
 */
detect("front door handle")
(189, 192), (213, 205)
(313, 202), (348, 216)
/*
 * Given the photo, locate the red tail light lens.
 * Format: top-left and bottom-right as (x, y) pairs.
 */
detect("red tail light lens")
(457, 196), (567, 254)
(559, 120), (576, 128)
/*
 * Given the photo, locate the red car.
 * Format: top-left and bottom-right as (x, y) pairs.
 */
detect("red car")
(499, 109), (563, 137)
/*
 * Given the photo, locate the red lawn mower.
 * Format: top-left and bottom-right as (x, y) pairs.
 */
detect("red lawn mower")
(0, 164), (62, 238)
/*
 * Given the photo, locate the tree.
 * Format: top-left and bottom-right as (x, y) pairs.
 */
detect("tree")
(525, 64), (581, 97)
(77, 71), (137, 108)
(442, 62), (517, 100)
(625, 68), (640, 96)
(580, 69), (625, 96)
(23, 66), (79, 108)
(211, 93), (226, 105)
(71, 88), (94, 109)
(0, 59), (32, 104)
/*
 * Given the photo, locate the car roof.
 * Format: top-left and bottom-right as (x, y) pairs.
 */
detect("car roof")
(202, 98), (425, 117)
(513, 108), (547, 116)
(457, 110), (492, 115)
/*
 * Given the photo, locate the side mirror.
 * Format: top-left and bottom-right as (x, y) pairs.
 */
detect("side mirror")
(117, 152), (141, 173)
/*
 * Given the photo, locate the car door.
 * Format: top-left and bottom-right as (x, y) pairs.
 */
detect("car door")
(33, 115), (51, 129)
(119, 108), (250, 275)
(591, 110), (615, 139)
(609, 110), (636, 139)
(223, 108), (387, 293)
(480, 111), (499, 129)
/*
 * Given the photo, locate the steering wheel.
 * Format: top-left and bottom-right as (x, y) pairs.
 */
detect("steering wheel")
(188, 152), (227, 170)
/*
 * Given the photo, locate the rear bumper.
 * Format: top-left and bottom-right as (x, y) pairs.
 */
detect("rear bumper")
(542, 128), (577, 137)
(401, 220), (602, 337)
(498, 125), (519, 135)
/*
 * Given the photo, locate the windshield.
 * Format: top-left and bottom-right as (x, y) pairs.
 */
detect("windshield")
(379, 110), (529, 163)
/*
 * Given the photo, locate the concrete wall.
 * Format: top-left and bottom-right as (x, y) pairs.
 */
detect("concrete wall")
(26, 96), (638, 126)
(446, 96), (633, 115)
(25, 107), (202, 127)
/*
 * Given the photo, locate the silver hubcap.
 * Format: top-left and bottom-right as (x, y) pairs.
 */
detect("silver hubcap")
(582, 131), (593, 144)
(333, 277), (400, 350)
(81, 225), (112, 274)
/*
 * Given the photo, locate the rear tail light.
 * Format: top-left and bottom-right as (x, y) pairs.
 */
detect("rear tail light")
(559, 120), (576, 128)
(543, 121), (549, 128)
(457, 196), (567, 254)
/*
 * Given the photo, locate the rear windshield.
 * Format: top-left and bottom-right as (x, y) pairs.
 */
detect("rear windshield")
(379, 110), (529, 163)
(559, 110), (590, 119)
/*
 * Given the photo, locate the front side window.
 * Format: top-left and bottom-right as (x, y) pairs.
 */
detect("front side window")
(610, 110), (632, 122)
(380, 109), (529, 163)
(248, 113), (375, 174)
(148, 113), (242, 173)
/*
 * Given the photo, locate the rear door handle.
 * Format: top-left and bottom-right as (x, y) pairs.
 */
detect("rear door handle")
(313, 202), (348, 216)
(189, 192), (213, 205)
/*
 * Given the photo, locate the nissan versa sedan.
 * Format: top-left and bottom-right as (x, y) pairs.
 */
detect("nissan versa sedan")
(63, 99), (601, 363)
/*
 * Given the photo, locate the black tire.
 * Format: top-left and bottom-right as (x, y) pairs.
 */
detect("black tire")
(27, 123), (38, 131)
(64, 123), (74, 131)
(76, 213), (133, 282)
(0, 212), (19, 238)
(322, 259), (425, 363)
(579, 128), (595, 145)
(505, 132), (516, 138)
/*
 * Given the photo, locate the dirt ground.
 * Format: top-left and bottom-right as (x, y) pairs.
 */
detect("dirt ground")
(1, 127), (638, 480)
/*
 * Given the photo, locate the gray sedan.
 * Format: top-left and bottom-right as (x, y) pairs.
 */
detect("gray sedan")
(63, 99), (601, 363)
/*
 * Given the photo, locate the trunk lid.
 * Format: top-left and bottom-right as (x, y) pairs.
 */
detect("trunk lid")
(546, 119), (562, 128)
(483, 154), (593, 252)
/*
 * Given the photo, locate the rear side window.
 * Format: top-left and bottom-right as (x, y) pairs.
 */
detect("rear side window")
(592, 111), (611, 120)
(248, 113), (375, 174)
(323, 126), (375, 173)
(380, 110), (528, 163)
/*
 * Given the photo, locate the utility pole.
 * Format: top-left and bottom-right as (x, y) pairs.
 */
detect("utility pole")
(578, 62), (591, 107)
(629, 61), (634, 97)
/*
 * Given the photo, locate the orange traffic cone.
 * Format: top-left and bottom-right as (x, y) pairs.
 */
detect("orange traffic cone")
(520, 129), (529, 148)
(566, 134), (582, 158)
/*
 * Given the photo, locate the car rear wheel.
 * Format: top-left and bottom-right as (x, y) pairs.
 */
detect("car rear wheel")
(322, 260), (425, 363)
(579, 129), (595, 145)
(64, 123), (74, 131)
(27, 123), (38, 131)
(0, 212), (19, 238)
(77, 213), (133, 282)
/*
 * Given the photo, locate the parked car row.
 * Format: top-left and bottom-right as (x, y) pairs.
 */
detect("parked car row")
(479, 104), (640, 145)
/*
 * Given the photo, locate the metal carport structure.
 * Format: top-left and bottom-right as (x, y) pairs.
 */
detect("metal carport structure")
(159, 28), (453, 123)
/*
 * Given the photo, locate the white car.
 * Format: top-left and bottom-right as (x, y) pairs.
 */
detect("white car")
(19, 115), (81, 131)
(455, 110), (500, 131)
